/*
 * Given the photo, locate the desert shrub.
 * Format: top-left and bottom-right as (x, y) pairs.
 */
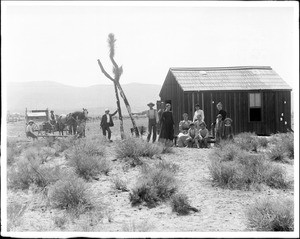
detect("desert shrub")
(49, 174), (96, 215)
(7, 198), (28, 231)
(115, 137), (140, 159)
(257, 137), (269, 148)
(7, 140), (24, 166)
(234, 132), (259, 152)
(73, 138), (106, 157)
(278, 132), (294, 159)
(214, 142), (243, 162)
(53, 136), (77, 153)
(263, 165), (290, 189)
(246, 196), (294, 231)
(8, 158), (35, 190)
(122, 156), (144, 167)
(8, 157), (66, 190)
(170, 193), (198, 215)
(115, 137), (172, 160)
(267, 146), (289, 163)
(66, 138), (109, 180)
(209, 159), (237, 187)
(209, 149), (289, 190)
(156, 160), (179, 174)
(130, 162), (178, 207)
(112, 176), (128, 191)
(68, 152), (110, 180)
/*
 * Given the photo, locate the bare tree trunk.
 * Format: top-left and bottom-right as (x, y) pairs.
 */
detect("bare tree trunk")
(97, 33), (139, 137)
(113, 83), (125, 139)
(115, 81), (139, 137)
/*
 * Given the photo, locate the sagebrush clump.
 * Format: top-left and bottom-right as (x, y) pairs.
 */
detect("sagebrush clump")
(48, 174), (98, 215)
(246, 196), (294, 231)
(8, 156), (66, 190)
(115, 137), (173, 160)
(129, 161), (178, 207)
(170, 193), (199, 215)
(66, 138), (109, 180)
(209, 144), (289, 190)
(234, 132), (259, 152)
(7, 139), (25, 166)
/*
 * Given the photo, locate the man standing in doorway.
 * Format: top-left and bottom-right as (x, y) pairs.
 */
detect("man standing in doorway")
(100, 108), (118, 142)
(146, 102), (158, 143)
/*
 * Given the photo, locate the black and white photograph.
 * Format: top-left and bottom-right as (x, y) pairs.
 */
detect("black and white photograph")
(1, 1), (299, 238)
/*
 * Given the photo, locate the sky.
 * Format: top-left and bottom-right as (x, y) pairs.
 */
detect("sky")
(2, 1), (299, 90)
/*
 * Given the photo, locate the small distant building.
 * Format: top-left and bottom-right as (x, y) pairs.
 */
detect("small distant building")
(159, 66), (292, 136)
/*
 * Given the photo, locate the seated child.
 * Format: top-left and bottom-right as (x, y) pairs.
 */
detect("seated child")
(198, 121), (209, 148)
(215, 114), (224, 144)
(223, 117), (233, 140)
(185, 122), (199, 148)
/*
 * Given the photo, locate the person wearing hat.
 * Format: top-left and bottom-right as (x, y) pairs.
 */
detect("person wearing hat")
(100, 108), (118, 142)
(26, 120), (38, 140)
(50, 110), (56, 126)
(185, 122), (199, 148)
(198, 121), (209, 148)
(224, 117), (233, 140)
(215, 114), (225, 143)
(146, 102), (158, 143)
(193, 103), (205, 122)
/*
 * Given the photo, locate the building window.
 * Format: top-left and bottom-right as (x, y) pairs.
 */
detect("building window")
(249, 93), (262, 121)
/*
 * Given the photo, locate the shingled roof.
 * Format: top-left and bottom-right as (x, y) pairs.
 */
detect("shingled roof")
(169, 66), (292, 91)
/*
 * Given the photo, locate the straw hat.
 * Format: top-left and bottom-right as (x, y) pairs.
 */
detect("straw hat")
(28, 120), (34, 124)
(217, 114), (222, 118)
(105, 109), (110, 113)
(147, 102), (155, 107)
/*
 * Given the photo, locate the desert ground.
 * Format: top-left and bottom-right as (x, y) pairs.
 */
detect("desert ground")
(5, 118), (294, 232)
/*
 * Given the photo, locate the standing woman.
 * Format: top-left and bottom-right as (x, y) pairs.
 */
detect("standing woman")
(159, 103), (175, 144)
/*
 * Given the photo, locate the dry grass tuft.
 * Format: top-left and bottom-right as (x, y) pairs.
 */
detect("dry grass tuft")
(246, 196), (294, 231)
(129, 161), (178, 207)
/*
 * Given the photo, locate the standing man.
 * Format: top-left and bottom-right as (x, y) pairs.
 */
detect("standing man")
(26, 120), (38, 140)
(100, 108), (118, 142)
(193, 104), (205, 122)
(146, 102), (158, 143)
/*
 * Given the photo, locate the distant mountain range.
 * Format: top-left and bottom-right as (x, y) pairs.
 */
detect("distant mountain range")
(6, 81), (162, 117)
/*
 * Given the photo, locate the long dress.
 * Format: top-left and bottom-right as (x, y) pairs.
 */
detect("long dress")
(159, 111), (174, 141)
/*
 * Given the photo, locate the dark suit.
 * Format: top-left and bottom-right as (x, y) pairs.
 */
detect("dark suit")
(100, 110), (117, 140)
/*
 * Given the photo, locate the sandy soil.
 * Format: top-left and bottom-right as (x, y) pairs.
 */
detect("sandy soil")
(5, 120), (294, 232)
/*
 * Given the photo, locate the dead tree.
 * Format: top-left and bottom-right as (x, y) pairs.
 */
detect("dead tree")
(97, 33), (139, 137)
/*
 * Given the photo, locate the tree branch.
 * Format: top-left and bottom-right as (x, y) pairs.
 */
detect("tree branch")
(97, 59), (115, 82)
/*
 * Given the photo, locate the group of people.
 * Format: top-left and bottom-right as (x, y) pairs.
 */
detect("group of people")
(100, 101), (233, 146)
(177, 102), (233, 148)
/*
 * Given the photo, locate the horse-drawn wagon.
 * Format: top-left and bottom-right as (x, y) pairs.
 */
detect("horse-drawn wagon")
(25, 108), (67, 138)
(25, 108), (88, 139)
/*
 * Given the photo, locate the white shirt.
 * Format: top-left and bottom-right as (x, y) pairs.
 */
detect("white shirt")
(106, 113), (110, 123)
(193, 109), (205, 122)
(147, 109), (158, 121)
(26, 124), (34, 133)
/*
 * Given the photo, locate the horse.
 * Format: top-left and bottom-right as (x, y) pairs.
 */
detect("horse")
(67, 108), (89, 136)
(56, 114), (70, 135)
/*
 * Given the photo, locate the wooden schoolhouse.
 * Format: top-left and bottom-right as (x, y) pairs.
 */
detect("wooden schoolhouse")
(158, 66), (292, 136)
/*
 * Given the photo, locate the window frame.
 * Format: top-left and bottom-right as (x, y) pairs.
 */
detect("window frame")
(248, 92), (263, 122)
